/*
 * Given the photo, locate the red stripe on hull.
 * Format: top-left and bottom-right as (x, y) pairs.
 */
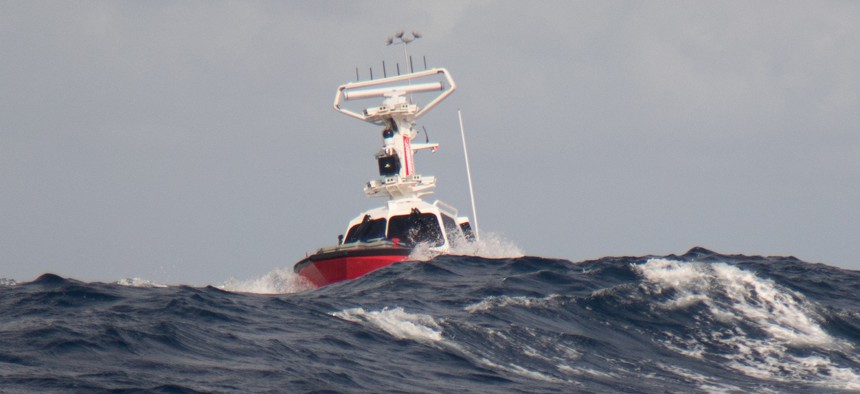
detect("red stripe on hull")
(297, 254), (410, 288)
(403, 135), (412, 175)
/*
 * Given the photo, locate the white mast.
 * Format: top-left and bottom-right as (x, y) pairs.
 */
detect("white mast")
(458, 109), (480, 242)
(332, 68), (457, 200)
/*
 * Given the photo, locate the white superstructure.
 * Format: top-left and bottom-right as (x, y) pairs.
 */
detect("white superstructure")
(332, 68), (472, 248)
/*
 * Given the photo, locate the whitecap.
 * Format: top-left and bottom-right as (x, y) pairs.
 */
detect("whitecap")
(220, 267), (313, 294)
(331, 307), (443, 343)
(114, 277), (167, 288)
(634, 258), (860, 390)
(464, 294), (559, 313)
(635, 259), (833, 346)
(408, 231), (524, 261)
(477, 357), (568, 384)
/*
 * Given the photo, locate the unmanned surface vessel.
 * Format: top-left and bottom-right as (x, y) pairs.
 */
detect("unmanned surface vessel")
(293, 65), (475, 288)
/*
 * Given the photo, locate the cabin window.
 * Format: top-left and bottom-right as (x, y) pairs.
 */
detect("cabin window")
(459, 221), (475, 241)
(387, 210), (443, 247)
(441, 214), (459, 242)
(344, 217), (387, 243)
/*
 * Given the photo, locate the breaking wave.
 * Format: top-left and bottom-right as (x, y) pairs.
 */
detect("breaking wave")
(409, 230), (524, 261)
(219, 267), (313, 294)
(2, 248), (859, 392)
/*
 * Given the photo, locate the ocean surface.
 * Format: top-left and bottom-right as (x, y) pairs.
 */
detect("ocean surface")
(2, 246), (860, 393)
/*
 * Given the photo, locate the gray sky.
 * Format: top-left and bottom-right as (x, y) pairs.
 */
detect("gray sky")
(2, 1), (859, 284)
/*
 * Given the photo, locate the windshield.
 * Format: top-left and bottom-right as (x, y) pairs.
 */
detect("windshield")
(387, 210), (444, 247)
(344, 216), (387, 243)
(441, 214), (459, 241)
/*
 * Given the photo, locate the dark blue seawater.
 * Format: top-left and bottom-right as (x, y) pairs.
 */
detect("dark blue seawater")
(2, 247), (860, 393)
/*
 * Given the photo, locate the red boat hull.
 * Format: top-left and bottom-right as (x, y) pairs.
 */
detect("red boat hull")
(294, 248), (411, 288)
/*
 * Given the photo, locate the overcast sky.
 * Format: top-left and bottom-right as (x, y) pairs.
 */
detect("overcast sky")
(2, 1), (859, 284)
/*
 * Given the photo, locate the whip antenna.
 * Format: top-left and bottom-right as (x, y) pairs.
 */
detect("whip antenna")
(458, 109), (479, 241)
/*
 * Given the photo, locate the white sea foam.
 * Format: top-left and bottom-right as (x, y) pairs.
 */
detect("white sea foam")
(656, 362), (745, 394)
(0, 278), (17, 286)
(636, 259), (832, 345)
(330, 307), (566, 383)
(635, 258), (860, 390)
(464, 294), (559, 313)
(477, 357), (568, 384)
(114, 277), (167, 288)
(333, 306), (587, 385)
(332, 307), (444, 343)
(456, 323), (585, 385)
(557, 365), (617, 380)
(220, 267), (313, 294)
(408, 231), (524, 261)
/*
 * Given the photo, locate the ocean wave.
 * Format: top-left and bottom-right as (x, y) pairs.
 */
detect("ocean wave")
(219, 267), (313, 294)
(408, 231), (524, 261)
(114, 277), (167, 288)
(634, 258), (860, 390)
(464, 294), (561, 313)
(2, 249), (859, 392)
(332, 307), (444, 343)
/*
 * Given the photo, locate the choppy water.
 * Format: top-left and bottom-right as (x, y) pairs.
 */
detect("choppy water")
(2, 247), (859, 393)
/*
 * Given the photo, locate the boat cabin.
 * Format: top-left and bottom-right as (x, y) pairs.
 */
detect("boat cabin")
(341, 198), (473, 248)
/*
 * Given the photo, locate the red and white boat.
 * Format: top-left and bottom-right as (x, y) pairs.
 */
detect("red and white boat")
(294, 61), (475, 288)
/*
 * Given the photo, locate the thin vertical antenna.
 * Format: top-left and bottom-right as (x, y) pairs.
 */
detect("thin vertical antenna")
(458, 109), (479, 242)
(382, 61), (387, 78)
(396, 63), (400, 75)
(409, 55), (414, 73)
(423, 56), (427, 70)
(401, 39), (409, 74)
(369, 67), (373, 80)
(355, 67), (359, 81)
